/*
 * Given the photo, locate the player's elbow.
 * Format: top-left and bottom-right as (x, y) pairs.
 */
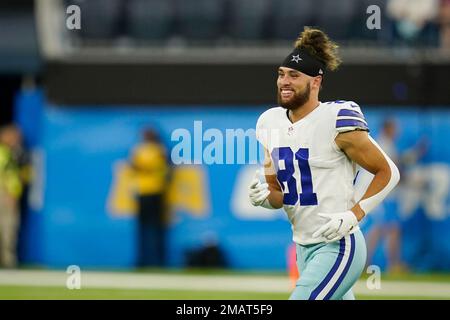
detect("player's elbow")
(267, 191), (284, 209)
(270, 202), (283, 209)
(387, 159), (400, 188)
(388, 160), (400, 188)
(376, 158), (400, 189)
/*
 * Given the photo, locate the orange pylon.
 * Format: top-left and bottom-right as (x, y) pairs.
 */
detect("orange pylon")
(287, 243), (299, 288)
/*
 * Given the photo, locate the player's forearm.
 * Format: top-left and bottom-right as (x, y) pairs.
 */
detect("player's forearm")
(351, 166), (391, 221)
(267, 188), (284, 209)
(352, 150), (400, 221)
(264, 174), (284, 209)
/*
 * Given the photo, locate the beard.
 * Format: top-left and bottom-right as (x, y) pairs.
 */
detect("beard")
(278, 83), (311, 110)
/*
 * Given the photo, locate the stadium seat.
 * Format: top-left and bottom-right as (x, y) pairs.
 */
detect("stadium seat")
(125, 0), (175, 41)
(175, 0), (225, 41)
(272, 0), (317, 41)
(70, 0), (123, 40)
(228, 0), (271, 41)
(316, 0), (359, 41)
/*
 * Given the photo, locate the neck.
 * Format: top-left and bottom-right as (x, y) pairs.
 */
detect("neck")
(288, 97), (320, 123)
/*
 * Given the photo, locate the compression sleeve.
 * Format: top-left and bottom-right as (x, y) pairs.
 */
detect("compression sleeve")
(358, 136), (400, 214)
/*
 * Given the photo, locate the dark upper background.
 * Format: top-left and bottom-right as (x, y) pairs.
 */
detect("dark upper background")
(1, 0), (450, 125)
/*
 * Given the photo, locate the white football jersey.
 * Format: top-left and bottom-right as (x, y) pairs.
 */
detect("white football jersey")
(256, 101), (370, 245)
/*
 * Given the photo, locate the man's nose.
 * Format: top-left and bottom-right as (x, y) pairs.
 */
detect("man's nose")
(279, 77), (291, 87)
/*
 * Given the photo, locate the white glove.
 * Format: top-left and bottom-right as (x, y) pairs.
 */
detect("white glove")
(312, 211), (359, 243)
(248, 170), (271, 207)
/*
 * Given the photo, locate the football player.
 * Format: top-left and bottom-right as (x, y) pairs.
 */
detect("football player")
(248, 28), (400, 300)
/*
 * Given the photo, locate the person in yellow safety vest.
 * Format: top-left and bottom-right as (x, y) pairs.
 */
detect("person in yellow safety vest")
(130, 128), (169, 267)
(0, 125), (23, 268)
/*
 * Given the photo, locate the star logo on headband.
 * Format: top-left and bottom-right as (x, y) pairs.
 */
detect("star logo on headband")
(291, 54), (302, 63)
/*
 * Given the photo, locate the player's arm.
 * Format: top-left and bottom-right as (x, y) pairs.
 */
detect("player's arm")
(313, 129), (400, 242)
(335, 130), (400, 221)
(263, 147), (284, 209)
(248, 147), (283, 209)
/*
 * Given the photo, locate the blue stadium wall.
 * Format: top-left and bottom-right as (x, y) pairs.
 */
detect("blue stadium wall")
(15, 89), (450, 271)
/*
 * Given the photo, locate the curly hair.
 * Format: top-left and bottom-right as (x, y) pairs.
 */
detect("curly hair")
(294, 27), (342, 72)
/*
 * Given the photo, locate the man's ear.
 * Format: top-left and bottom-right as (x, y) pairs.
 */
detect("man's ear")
(311, 76), (322, 90)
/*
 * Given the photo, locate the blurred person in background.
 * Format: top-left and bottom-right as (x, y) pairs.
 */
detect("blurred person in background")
(438, 0), (450, 48)
(130, 128), (169, 267)
(387, 0), (440, 46)
(365, 118), (428, 273)
(0, 125), (23, 268)
(365, 119), (405, 273)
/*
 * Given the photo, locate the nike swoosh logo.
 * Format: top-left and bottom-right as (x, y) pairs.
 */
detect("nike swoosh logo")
(337, 219), (343, 232)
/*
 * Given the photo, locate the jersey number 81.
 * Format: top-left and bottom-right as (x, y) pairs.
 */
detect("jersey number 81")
(271, 147), (318, 206)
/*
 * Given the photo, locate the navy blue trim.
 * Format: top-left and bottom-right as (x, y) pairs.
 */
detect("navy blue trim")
(353, 170), (360, 185)
(336, 119), (368, 130)
(337, 109), (365, 119)
(324, 234), (356, 299)
(308, 237), (346, 300)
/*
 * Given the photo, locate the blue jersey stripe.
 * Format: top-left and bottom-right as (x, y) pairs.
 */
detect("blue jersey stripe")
(337, 109), (365, 119)
(308, 237), (346, 300)
(336, 119), (369, 130)
(353, 170), (360, 185)
(324, 234), (356, 299)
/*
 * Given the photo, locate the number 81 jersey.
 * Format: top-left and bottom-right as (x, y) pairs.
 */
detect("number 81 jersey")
(256, 101), (369, 245)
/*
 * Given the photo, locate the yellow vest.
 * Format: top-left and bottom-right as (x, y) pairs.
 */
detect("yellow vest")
(0, 145), (22, 199)
(131, 142), (168, 195)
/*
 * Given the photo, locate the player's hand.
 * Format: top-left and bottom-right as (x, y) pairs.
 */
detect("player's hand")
(312, 211), (359, 243)
(248, 170), (270, 207)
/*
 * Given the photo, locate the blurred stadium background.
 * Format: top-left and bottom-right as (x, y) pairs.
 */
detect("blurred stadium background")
(0, 0), (449, 299)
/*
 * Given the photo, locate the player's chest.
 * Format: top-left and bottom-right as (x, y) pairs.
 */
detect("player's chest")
(268, 122), (333, 159)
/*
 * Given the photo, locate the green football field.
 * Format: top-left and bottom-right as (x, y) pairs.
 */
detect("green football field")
(0, 285), (447, 300)
(0, 269), (448, 300)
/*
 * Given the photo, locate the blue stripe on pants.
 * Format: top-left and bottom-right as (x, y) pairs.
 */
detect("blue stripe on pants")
(308, 237), (346, 300)
(290, 230), (366, 300)
(324, 234), (356, 299)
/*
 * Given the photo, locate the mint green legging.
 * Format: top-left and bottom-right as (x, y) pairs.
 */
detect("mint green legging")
(289, 229), (367, 300)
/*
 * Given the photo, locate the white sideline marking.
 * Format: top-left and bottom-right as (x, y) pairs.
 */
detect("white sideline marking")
(0, 270), (448, 298)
